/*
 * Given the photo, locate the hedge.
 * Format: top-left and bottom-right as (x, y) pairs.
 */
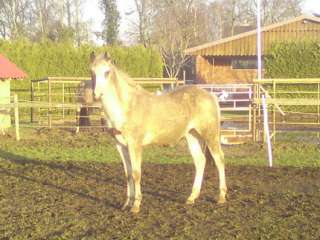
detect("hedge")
(0, 39), (163, 97)
(265, 41), (320, 78)
(264, 41), (320, 113)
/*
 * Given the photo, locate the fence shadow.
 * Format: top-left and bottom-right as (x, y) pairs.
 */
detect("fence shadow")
(0, 149), (122, 209)
(0, 149), (194, 206)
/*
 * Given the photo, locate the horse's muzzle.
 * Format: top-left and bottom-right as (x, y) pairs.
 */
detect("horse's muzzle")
(93, 92), (103, 100)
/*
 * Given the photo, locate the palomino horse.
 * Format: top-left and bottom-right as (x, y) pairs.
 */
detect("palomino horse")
(90, 52), (227, 213)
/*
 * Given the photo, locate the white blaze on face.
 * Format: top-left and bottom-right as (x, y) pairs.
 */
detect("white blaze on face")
(93, 63), (111, 98)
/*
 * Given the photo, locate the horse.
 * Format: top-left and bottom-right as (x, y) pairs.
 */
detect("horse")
(90, 52), (227, 213)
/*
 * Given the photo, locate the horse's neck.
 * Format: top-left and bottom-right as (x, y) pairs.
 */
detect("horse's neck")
(100, 70), (143, 129)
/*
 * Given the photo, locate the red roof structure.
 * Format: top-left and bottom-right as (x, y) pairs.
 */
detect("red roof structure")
(0, 54), (27, 79)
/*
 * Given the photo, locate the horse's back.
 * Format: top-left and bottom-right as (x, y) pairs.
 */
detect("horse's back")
(168, 85), (220, 113)
(169, 85), (221, 136)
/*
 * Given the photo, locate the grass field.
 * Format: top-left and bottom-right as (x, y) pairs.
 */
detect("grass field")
(1, 128), (320, 167)
(0, 129), (319, 239)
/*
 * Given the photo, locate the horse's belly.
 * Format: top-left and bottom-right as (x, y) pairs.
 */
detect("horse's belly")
(153, 134), (183, 145)
(142, 125), (187, 146)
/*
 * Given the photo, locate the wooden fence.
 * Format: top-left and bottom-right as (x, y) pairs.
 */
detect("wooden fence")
(3, 78), (320, 143)
(30, 76), (184, 127)
(253, 78), (320, 142)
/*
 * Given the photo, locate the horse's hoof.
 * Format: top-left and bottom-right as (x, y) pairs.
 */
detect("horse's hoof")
(121, 204), (129, 211)
(186, 199), (195, 205)
(130, 206), (140, 214)
(217, 197), (226, 204)
(121, 200), (130, 211)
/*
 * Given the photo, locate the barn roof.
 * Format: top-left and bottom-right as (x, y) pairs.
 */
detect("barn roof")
(0, 54), (27, 79)
(185, 15), (320, 56)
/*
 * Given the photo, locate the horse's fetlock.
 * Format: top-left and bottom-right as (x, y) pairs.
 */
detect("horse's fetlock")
(132, 170), (141, 181)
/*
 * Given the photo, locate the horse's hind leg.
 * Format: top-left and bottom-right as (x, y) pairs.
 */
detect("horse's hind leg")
(185, 132), (206, 205)
(207, 136), (227, 204)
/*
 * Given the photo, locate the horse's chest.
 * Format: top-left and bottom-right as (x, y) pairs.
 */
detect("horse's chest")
(101, 96), (125, 128)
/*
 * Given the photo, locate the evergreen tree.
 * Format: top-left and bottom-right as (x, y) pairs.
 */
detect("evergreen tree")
(100, 0), (120, 45)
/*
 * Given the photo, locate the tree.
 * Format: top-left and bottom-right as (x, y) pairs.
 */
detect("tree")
(0, 0), (90, 44)
(248, 0), (304, 25)
(0, 0), (31, 39)
(100, 0), (120, 45)
(131, 0), (158, 47)
(207, 0), (304, 39)
(147, 0), (214, 77)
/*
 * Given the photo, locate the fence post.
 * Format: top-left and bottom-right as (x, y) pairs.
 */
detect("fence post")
(252, 84), (257, 142)
(14, 94), (20, 141)
(273, 80), (276, 143)
(31, 81), (34, 123)
(262, 95), (273, 167)
(48, 78), (52, 128)
(62, 82), (65, 120)
(75, 106), (80, 134)
(318, 83), (319, 139)
(37, 81), (41, 126)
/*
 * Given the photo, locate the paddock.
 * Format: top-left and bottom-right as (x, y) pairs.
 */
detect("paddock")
(1, 3), (320, 239)
(1, 78), (320, 238)
(0, 129), (319, 239)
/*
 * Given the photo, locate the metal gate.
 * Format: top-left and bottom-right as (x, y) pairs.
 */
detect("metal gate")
(197, 84), (253, 143)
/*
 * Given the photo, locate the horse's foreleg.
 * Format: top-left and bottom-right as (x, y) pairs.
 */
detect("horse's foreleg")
(186, 133), (206, 205)
(208, 137), (227, 204)
(128, 142), (142, 214)
(116, 143), (134, 210)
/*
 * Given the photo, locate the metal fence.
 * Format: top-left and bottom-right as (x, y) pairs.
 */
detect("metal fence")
(253, 78), (320, 143)
(197, 84), (253, 143)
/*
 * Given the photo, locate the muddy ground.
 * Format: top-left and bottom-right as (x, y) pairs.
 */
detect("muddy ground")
(1, 156), (319, 239)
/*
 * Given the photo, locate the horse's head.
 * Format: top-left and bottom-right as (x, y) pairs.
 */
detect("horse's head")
(90, 51), (112, 100)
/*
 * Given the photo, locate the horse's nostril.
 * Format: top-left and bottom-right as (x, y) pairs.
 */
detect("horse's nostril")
(93, 92), (103, 100)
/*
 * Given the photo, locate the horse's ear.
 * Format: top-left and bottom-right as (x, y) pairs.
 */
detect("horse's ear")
(90, 51), (96, 63)
(104, 52), (111, 61)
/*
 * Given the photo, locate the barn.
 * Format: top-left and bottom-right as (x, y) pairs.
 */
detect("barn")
(185, 15), (320, 84)
(0, 54), (27, 130)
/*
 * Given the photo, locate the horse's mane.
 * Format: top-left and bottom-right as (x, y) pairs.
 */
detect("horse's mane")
(110, 63), (143, 90)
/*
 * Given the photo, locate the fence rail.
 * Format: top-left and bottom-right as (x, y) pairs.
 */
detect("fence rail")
(197, 84), (253, 143)
(32, 76), (184, 85)
(4, 78), (320, 143)
(30, 76), (184, 126)
(253, 78), (320, 142)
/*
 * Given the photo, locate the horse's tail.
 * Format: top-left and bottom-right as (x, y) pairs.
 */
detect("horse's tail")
(192, 87), (223, 163)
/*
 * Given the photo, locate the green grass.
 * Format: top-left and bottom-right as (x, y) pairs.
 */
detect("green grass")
(0, 128), (319, 168)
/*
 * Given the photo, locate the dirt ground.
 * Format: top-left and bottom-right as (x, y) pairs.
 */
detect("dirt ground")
(1, 156), (319, 239)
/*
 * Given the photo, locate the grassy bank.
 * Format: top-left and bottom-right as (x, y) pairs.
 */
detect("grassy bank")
(0, 128), (319, 168)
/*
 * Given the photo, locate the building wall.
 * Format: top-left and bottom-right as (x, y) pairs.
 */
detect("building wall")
(196, 56), (259, 84)
(196, 55), (213, 83)
(0, 80), (11, 129)
(191, 17), (320, 84)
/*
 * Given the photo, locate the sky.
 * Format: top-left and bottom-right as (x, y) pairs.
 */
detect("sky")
(83, 0), (320, 44)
